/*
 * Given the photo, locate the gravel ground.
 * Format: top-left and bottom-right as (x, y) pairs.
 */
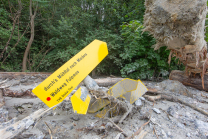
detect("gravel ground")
(0, 75), (208, 139)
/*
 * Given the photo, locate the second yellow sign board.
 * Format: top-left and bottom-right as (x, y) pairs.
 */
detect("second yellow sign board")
(88, 78), (148, 113)
(32, 40), (108, 108)
(71, 87), (91, 114)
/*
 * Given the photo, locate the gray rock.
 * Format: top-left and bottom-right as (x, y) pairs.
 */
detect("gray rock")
(70, 116), (80, 121)
(152, 108), (161, 114)
(167, 131), (172, 137)
(139, 97), (145, 101)
(135, 99), (142, 106)
(177, 122), (184, 129)
(0, 107), (8, 123)
(6, 126), (15, 131)
(185, 112), (191, 118)
(105, 122), (113, 129)
(149, 123), (153, 129)
(186, 133), (191, 137)
(167, 106), (176, 117)
(195, 120), (208, 135)
(161, 129), (168, 139)
(90, 116), (96, 120)
(157, 80), (193, 97)
(119, 133), (125, 139)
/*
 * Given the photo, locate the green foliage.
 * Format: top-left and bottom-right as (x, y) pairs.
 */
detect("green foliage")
(81, 27), (123, 75)
(0, 6), (28, 71)
(120, 20), (184, 80)
(38, 6), (97, 71)
(0, 8), (12, 50)
(0, 0), (185, 79)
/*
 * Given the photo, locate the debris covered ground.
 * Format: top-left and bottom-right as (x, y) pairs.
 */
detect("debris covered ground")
(0, 73), (208, 139)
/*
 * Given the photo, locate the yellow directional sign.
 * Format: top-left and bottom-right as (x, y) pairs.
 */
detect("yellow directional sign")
(32, 40), (108, 108)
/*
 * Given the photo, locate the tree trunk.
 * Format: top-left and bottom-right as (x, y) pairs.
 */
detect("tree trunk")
(22, 0), (38, 72)
(0, 0), (22, 59)
(169, 70), (208, 91)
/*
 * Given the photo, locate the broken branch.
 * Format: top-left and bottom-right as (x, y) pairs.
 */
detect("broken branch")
(126, 119), (150, 139)
(144, 94), (208, 117)
(105, 117), (128, 137)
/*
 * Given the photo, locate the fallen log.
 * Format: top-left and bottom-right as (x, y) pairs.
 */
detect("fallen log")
(169, 70), (208, 92)
(0, 108), (46, 139)
(94, 77), (123, 87)
(0, 72), (51, 79)
(0, 89), (5, 108)
(0, 103), (61, 139)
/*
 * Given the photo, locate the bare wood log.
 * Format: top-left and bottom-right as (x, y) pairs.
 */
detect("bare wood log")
(169, 70), (208, 91)
(0, 72), (51, 79)
(0, 89), (5, 108)
(94, 77), (123, 87)
(137, 130), (148, 139)
(0, 103), (61, 139)
(0, 73), (121, 87)
(118, 101), (133, 124)
(83, 75), (99, 90)
(126, 119), (150, 139)
(0, 79), (8, 85)
(0, 108), (45, 139)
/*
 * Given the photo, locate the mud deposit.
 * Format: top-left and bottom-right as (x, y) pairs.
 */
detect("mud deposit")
(0, 73), (208, 139)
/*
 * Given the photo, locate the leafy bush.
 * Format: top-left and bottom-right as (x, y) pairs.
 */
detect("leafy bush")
(81, 27), (123, 75)
(39, 6), (123, 74)
(120, 20), (184, 80)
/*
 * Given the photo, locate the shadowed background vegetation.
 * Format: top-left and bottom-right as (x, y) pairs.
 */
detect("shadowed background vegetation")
(2, 0), (203, 80)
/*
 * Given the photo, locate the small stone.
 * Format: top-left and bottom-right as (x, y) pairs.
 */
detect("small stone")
(36, 135), (44, 139)
(195, 120), (208, 135)
(161, 101), (167, 104)
(17, 124), (21, 129)
(186, 133), (191, 137)
(139, 97), (145, 101)
(149, 123), (153, 129)
(70, 116), (80, 121)
(161, 129), (168, 139)
(167, 131), (171, 136)
(70, 126), (74, 130)
(90, 116), (95, 120)
(177, 122), (184, 129)
(6, 126), (15, 131)
(185, 112), (191, 118)
(119, 133), (125, 139)
(167, 106), (176, 117)
(105, 122), (113, 128)
(30, 76), (37, 79)
(152, 108), (161, 114)
(135, 99), (142, 106)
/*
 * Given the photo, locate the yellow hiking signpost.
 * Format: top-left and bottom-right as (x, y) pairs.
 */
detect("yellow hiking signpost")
(32, 40), (108, 109)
